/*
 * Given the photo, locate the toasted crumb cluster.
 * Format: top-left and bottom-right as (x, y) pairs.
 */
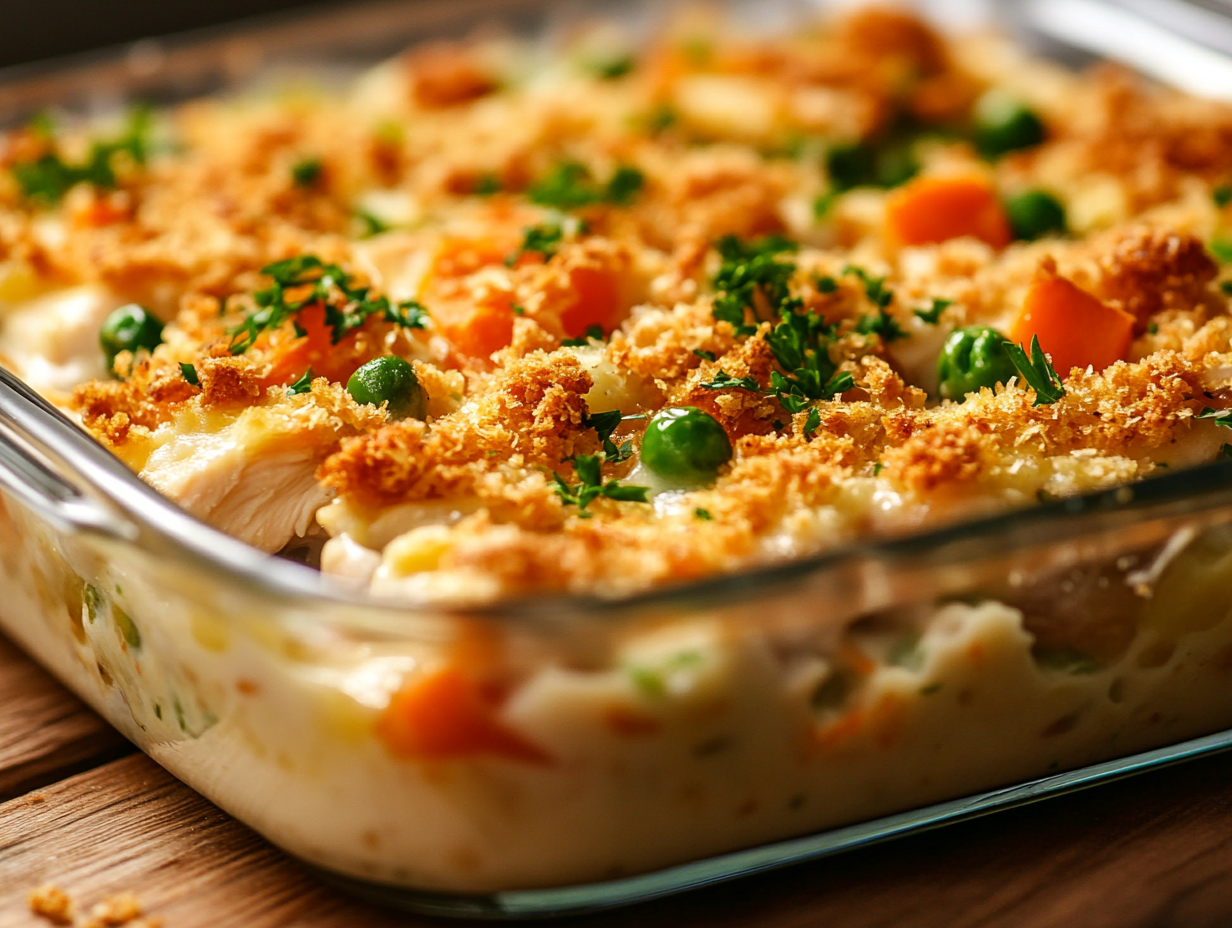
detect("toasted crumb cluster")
(4, 6), (1232, 599)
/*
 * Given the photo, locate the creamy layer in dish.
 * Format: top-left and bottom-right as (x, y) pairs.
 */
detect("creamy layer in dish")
(3, 4), (1232, 895)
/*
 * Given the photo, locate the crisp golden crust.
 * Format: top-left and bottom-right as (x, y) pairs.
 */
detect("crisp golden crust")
(5, 6), (1232, 599)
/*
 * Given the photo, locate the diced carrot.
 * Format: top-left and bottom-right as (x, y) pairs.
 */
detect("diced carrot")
(376, 666), (551, 763)
(884, 176), (1012, 249)
(812, 708), (866, 752)
(560, 265), (621, 339)
(442, 298), (516, 360)
(429, 236), (511, 282)
(1009, 274), (1134, 375)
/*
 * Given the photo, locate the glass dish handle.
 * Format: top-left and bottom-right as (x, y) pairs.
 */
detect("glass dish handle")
(0, 367), (138, 541)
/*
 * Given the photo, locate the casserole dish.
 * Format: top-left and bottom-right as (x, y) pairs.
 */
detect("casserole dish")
(4, 0), (1232, 917)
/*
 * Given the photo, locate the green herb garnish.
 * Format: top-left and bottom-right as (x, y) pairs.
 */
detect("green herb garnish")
(694, 507), (713, 521)
(711, 233), (798, 336)
(507, 222), (565, 265)
(914, 298), (953, 325)
(228, 256), (427, 354)
(1198, 406), (1232, 427)
(1004, 334), (1066, 406)
(355, 209), (389, 238)
(693, 349), (717, 362)
(1216, 185), (1232, 208)
(291, 157), (322, 187)
(582, 408), (632, 462)
(553, 453), (649, 514)
(528, 162), (644, 210)
(287, 368), (314, 395)
(802, 406), (821, 439)
(700, 370), (761, 392)
(179, 363), (200, 387)
(12, 105), (152, 204)
(472, 173), (502, 195)
(561, 324), (605, 347)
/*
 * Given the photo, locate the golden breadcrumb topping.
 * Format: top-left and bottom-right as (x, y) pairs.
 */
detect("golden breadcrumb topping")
(3, 6), (1232, 599)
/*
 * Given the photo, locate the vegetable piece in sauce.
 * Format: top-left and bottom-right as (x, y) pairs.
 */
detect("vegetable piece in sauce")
(346, 356), (427, 420)
(973, 91), (1046, 158)
(641, 406), (732, 487)
(936, 325), (1018, 400)
(99, 303), (163, 372)
(1009, 274), (1133, 377)
(884, 176), (1012, 249)
(1005, 190), (1066, 240)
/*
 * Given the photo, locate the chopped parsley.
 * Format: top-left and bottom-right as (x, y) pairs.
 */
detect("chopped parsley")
(228, 256), (428, 354)
(873, 461), (884, 476)
(582, 409), (632, 462)
(802, 406), (821, 439)
(472, 172), (502, 195)
(914, 298), (953, 325)
(528, 162), (644, 210)
(588, 54), (635, 80)
(553, 454), (648, 515)
(507, 218), (588, 265)
(1147, 321), (1159, 334)
(179, 363), (199, 387)
(814, 274), (838, 294)
(644, 104), (677, 134)
(1004, 334), (1066, 406)
(291, 157), (322, 187)
(287, 368), (314, 395)
(355, 209), (389, 238)
(1197, 406), (1232, 428)
(855, 307), (906, 342)
(711, 233), (798, 336)
(844, 265), (905, 342)
(694, 507), (713, 521)
(11, 105), (152, 204)
(561, 324), (605, 347)
(700, 370), (761, 391)
(708, 235), (853, 417)
(1212, 239), (1232, 264)
(693, 349), (717, 362)
(1222, 281), (1232, 296)
(1216, 185), (1232, 208)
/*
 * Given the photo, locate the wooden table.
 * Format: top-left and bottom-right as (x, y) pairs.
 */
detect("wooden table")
(3, 631), (1232, 928)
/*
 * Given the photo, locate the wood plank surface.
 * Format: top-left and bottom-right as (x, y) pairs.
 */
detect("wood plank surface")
(0, 635), (131, 803)
(2, 630), (1232, 927)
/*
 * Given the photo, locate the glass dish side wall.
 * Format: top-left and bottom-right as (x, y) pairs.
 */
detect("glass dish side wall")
(5, 453), (1232, 895)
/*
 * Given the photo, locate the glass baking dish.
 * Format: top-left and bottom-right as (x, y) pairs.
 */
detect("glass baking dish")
(4, 0), (1232, 918)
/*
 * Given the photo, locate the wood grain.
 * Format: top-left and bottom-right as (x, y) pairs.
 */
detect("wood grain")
(0, 635), (131, 803)
(0, 754), (410, 928)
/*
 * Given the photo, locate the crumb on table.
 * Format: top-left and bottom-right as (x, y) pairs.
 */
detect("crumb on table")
(28, 884), (74, 926)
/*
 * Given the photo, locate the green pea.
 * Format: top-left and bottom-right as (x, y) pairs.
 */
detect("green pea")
(640, 406), (732, 487)
(1005, 190), (1066, 240)
(347, 356), (427, 420)
(973, 91), (1045, 158)
(99, 304), (163, 372)
(937, 326), (1018, 400)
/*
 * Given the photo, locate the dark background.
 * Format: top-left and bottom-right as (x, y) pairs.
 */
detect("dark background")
(0, 0), (327, 70)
